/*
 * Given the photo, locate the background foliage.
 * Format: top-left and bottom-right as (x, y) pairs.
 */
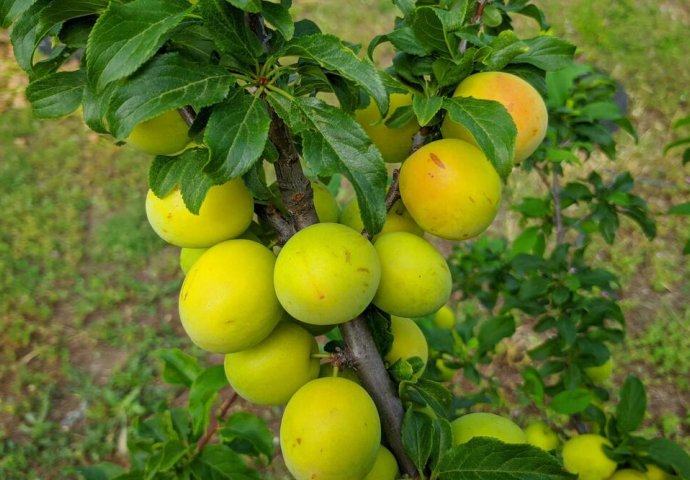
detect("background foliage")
(0, 0), (688, 478)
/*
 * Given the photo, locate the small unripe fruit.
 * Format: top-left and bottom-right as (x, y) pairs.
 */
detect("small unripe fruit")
(281, 377), (381, 480)
(355, 93), (420, 164)
(146, 179), (254, 248)
(312, 181), (340, 223)
(373, 232), (451, 318)
(433, 305), (456, 330)
(441, 72), (548, 163)
(274, 223), (381, 325)
(451, 412), (526, 445)
(524, 421), (560, 451)
(399, 139), (501, 240)
(646, 464), (674, 480)
(364, 445), (399, 480)
(223, 322), (319, 405)
(585, 358), (614, 384)
(179, 240), (283, 353)
(609, 470), (649, 480)
(127, 110), (191, 155)
(179, 247), (207, 274)
(562, 434), (617, 480)
(385, 316), (429, 371)
(340, 198), (424, 238)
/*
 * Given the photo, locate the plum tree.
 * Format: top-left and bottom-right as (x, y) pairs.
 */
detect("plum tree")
(363, 445), (399, 480)
(280, 377), (381, 480)
(273, 223), (381, 325)
(562, 434), (617, 480)
(399, 139), (502, 240)
(127, 110), (191, 155)
(179, 239), (283, 353)
(223, 322), (319, 405)
(441, 72), (548, 163)
(385, 316), (429, 371)
(355, 93), (420, 164)
(451, 412), (526, 445)
(145, 179), (254, 248)
(373, 232), (452, 317)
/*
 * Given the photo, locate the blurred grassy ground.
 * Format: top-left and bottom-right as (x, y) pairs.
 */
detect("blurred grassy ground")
(0, 0), (689, 477)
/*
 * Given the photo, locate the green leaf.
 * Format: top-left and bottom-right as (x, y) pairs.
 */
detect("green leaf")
(432, 54), (474, 88)
(191, 444), (261, 480)
(189, 365), (228, 438)
(669, 202), (690, 215)
(646, 438), (690, 480)
(404, 378), (453, 418)
(149, 148), (216, 215)
(106, 53), (233, 140)
(550, 389), (593, 415)
(204, 90), (271, 182)
(145, 440), (190, 478)
(86, 0), (189, 91)
(154, 348), (202, 387)
(74, 463), (125, 480)
(11, 0), (107, 73)
(413, 95), (443, 126)
(616, 376), (647, 433)
(443, 97), (517, 179)
(25, 69), (85, 118)
(580, 102), (623, 120)
(477, 314), (515, 355)
(82, 80), (115, 134)
(478, 31), (529, 71)
(430, 416), (454, 475)
(220, 412), (274, 462)
(284, 33), (388, 114)
(522, 366), (545, 407)
(386, 26), (433, 56)
(402, 408), (434, 473)
(364, 307), (394, 357)
(199, 0), (264, 65)
(226, 0), (260, 12)
(411, 6), (459, 58)
(512, 36), (576, 71)
(262, 1), (293, 40)
(1, 0), (35, 28)
(438, 437), (575, 479)
(267, 93), (387, 234)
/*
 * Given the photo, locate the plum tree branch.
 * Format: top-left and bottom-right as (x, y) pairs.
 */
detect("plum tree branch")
(247, 12), (418, 477)
(196, 391), (239, 452)
(255, 203), (295, 246)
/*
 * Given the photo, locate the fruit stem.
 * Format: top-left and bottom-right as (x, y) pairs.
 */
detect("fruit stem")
(340, 318), (419, 477)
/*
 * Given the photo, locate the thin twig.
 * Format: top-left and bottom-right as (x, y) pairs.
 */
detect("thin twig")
(459, 0), (490, 54)
(197, 392), (239, 452)
(178, 106), (196, 127)
(552, 169), (565, 244)
(255, 203), (295, 246)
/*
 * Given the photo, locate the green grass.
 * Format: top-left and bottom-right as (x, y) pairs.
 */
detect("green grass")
(1, 0), (690, 476)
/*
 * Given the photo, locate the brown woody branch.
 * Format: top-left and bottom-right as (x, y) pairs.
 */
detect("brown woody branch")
(197, 391), (239, 452)
(255, 203), (295, 246)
